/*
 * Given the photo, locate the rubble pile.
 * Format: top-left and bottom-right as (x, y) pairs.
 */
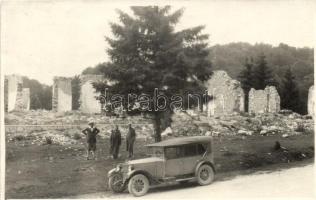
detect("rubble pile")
(170, 110), (314, 137)
(5, 110), (154, 144)
(5, 110), (153, 126)
(5, 109), (314, 144)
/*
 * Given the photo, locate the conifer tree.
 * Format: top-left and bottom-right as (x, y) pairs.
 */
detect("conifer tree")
(93, 6), (212, 141)
(238, 58), (255, 112)
(253, 54), (275, 89)
(281, 67), (300, 112)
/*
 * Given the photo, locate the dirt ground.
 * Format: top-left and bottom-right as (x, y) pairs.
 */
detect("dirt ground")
(70, 164), (315, 199)
(5, 133), (314, 199)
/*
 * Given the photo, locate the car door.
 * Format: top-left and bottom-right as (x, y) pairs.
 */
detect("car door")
(164, 146), (184, 177)
(182, 144), (200, 174)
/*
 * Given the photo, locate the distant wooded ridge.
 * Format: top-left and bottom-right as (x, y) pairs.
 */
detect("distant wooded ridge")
(21, 42), (314, 114)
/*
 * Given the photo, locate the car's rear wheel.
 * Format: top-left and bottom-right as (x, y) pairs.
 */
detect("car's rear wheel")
(108, 173), (125, 193)
(128, 174), (149, 197)
(196, 164), (214, 185)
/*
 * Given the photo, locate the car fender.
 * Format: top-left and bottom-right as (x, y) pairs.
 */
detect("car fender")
(107, 168), (117, 177)
(126, 170), (155, 184)
(194, 160), (216, 177)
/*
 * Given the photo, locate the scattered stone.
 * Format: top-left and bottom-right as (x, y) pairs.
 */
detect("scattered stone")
(282, 133), (289, 138)
(237, 130), (253, 136)
(161, 127), (173, 137)
(279, 109), (293, 115)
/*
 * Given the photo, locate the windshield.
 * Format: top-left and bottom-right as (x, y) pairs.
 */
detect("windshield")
(147, 147), (164, 158)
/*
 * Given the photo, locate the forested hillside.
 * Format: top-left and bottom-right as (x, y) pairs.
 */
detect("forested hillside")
(83, 42), (313, 114)
(209, 42), (313, 114)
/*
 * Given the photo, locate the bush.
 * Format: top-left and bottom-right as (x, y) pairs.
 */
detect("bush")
(73, 133), (82, 140)
(45, 136), (53, 144)
(64, 132), (71, 137)
(13, 135), (26, 141)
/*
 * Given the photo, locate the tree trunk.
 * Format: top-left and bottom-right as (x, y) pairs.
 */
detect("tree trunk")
(153, 113), (162, 142)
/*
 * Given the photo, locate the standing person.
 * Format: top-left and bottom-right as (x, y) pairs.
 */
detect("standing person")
(126, 124), (136, 158)
(82, 121), (100, 160)
(110, 125), (121, 159)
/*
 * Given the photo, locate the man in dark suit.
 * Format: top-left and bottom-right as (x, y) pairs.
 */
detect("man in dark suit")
(110, 125), (121, 159)
(82, 121), (100, 160)
(126, 124), (136, 158)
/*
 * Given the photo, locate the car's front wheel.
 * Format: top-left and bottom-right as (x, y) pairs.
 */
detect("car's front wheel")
(128, 174), (149, 197)
(196, 164), (215, 185)
(108, 173), (126, 193)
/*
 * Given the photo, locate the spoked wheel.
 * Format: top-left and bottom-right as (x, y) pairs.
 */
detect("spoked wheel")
(196, 164), (215, 185)
(108, 173), (126, 193)
(128, 174), (149, 197)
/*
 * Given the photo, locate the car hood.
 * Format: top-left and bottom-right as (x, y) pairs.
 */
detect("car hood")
(127, 157), (164, 165)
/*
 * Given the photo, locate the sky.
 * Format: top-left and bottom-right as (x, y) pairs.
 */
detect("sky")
(1, 0), (315, 85)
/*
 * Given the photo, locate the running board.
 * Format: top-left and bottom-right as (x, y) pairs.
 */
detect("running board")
(175, 177), (196, 182)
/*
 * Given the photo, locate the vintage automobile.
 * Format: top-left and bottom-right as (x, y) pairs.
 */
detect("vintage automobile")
(108, 136), (215, 197)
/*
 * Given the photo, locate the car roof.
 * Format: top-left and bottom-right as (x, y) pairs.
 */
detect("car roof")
(145, 136), (212, 147)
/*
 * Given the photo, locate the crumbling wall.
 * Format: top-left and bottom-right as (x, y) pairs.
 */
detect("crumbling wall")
(52, 77), (72, 112)
(249, 89), (267, 113)
(15, 88), (30, 110)
(22, 88), (30, 110)
(79, 75), (104, 113)
(266, 86), (280, 113)
(308, 85), (314, 116)
(204, 70), (245, 116)
(249, 86), (280, 114)
(4, 75), (23, 112)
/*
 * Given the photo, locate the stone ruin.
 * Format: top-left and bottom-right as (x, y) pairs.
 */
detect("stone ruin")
(51, 75), (105, 113)
(52, 77), (72, 112)
(4, 74), (30, 112)
(204, 70), (245, 116)
(16, 88), (31, 110)
(79, 75), (104, 113)
(308, 85), (314, 117)
(248, 86), (280, 114)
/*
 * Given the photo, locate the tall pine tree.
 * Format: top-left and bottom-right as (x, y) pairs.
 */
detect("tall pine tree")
(93, 6), (212, 141)
(253, 54), (275, 89)
(238, 57), (254, 112)
(281, 67), (300, 112)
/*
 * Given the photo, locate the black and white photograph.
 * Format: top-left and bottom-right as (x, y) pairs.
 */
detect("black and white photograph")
(0, 0), (315, 199)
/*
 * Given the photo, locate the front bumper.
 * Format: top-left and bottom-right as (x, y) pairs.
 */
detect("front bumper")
(108, 167), (130, 184)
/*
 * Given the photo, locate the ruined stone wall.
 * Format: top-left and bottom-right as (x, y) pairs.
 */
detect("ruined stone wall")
(79, 75), (104, 113)
(4, 75), (23, 112)
(205, 70), (245, 116)
(249, 86), (280, 114)
(308, 85), (314, 116)
(249, 89), (268, 113)
(15, 88), (30, 110)
(266, 86), (280, 113)
(22, 88), (30, 110)
(52, 77), (72, 112)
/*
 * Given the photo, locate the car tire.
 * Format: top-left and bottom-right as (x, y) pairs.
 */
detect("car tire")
(196, 164), (214, 186)
(128, 174), (150, 197)
(108, 173), (125, 193)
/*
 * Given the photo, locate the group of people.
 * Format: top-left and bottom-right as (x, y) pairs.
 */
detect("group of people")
(81, 122), (136, 160)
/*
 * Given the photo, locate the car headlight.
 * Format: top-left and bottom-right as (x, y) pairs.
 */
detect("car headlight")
(128, 165), (134, 172)
(115, 164), (122, 172)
